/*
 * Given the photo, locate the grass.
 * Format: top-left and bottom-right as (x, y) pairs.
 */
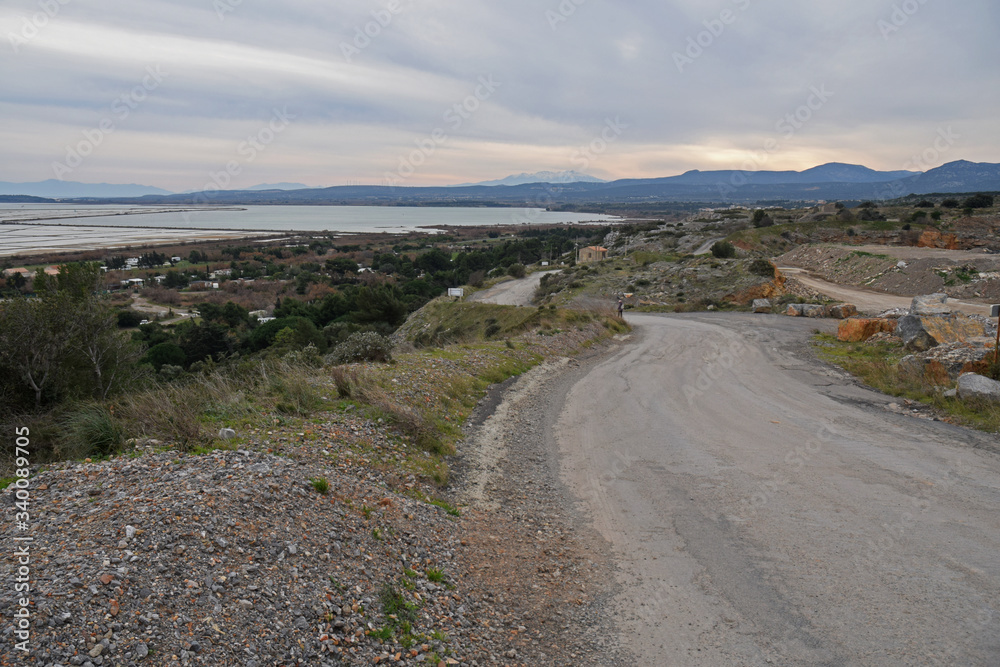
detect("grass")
(814, 334), (1000, 433)
(427, 498), (461, 517)
(426, 568), (445, 583)
(310, 477), (330, 494)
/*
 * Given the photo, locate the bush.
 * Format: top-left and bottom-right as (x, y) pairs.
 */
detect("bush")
(507, 263), (526, 279)
(327, 332), (394, 364)
(144, 342), (186, 371)
(752, 210), (774, 228)
(58, 403), (126, 459)
(963, 193), (994, 209)
(748, 259), (776, 277)
(710, 241), (737, 259)
(117, 309), (144, 328)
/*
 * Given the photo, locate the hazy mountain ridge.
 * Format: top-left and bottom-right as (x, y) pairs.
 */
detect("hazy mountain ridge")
(5, 161), (998, 205)
(455, 170), (607, 187)
(0, 180), (173, 199)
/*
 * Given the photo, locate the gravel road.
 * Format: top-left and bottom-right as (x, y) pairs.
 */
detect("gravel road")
(778, 267), (992, 316)
(551, 313), (1000, 665)
(468, 271), (559, 306)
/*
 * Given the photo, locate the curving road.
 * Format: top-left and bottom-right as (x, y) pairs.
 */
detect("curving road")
(468, 270), (559, 306)
(553, 313), (1000, 665)
(779, 267), (992, 316)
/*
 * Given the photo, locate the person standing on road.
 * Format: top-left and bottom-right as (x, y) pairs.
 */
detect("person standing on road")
(617, 297), (624, 318)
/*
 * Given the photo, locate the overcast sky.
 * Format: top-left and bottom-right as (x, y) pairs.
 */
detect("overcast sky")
(1, 0), (997, 190)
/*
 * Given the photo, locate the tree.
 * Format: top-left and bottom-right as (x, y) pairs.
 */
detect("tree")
(963, 193), (994, 209)
(0, 295), (75, 407)
(144, 342), (187, 371)
(34, 262), (102, 300)
(711, 241), (737, 259)
(70, 299), (147, 400)
(178, 321), (234, 366)
(354, 284), (408, 327)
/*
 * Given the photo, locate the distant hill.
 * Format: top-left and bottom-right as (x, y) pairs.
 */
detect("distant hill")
(58, 160), (999, 207)
(898, 160), (1000, 193)
(0, 194), (56, 203)
(243, 183), (313, 191)
(0, 180), (173, 199)
(456, 171), (607, 187)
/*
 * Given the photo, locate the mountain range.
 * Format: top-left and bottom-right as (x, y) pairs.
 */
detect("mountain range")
(4, 161), (998, 206)
(454, 170), (607, 187)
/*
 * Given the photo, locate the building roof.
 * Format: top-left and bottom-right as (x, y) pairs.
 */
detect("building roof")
(583, 246), (608, 252)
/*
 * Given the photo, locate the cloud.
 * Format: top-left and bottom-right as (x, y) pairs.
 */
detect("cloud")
(0, 0), (996, 189)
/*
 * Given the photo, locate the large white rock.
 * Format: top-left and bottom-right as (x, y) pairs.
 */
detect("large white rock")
(957, 373), (1000, 403)
(911, 293), (951, 316)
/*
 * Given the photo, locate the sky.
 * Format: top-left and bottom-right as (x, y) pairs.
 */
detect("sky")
(1, 0), (997, 191)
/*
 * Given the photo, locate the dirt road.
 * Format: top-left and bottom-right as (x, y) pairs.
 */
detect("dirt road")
(552, 313), (1000, 665)
(779, 267), (992, 316)
(468, 271), (558, 306)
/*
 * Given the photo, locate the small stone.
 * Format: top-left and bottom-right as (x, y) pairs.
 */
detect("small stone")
(99, 574), (113, 585)
(89, 645), (104, 658)
(136, 643), (149, 658)
(125, 525), (137, 539)
(110, 600), (120, 616)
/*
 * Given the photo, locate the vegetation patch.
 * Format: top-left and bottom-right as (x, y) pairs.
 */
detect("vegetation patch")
(813, 334), (1000, 433)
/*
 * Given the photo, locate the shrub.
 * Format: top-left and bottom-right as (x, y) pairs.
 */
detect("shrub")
(58, 403), (126, 459)
(748, 259), (776, 277)
(328, 332), (394, 364)
(507, 263), (526, 279)
(752, 210), (774, 228)
(144, 342), (186, 371)
(117, 309), (144, 328)
(963, 193), (994, 209)
(310, 477), (330, 494)
(710, 241), (737, 259)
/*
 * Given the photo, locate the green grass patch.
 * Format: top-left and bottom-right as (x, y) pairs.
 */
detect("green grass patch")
(310, 477), (330, 494)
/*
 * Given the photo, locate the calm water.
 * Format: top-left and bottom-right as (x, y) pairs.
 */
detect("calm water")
(0, 204), (620, 233)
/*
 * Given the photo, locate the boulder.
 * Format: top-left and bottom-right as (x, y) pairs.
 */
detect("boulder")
(219, 427), (237, 440)
(827, 304), (859, 319)
(957, 373), (1000, 403)
(786, 303), (825, 317)
(898, 313), (989, 351)
(898, 315), (938, 351)
(752, 299), (772, 314)
(837, 318), (897, 342)
(911, 293), (951, 316)
(898, 343), (995, 382)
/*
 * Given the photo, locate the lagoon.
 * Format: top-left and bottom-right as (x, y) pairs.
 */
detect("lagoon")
(0, 205), (621, 257)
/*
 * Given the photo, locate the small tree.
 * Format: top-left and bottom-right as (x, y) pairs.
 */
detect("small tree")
(711, 241), (737, 259)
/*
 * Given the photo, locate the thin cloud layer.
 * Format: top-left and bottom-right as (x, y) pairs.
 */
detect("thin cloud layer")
(0, 0), (996, 189)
